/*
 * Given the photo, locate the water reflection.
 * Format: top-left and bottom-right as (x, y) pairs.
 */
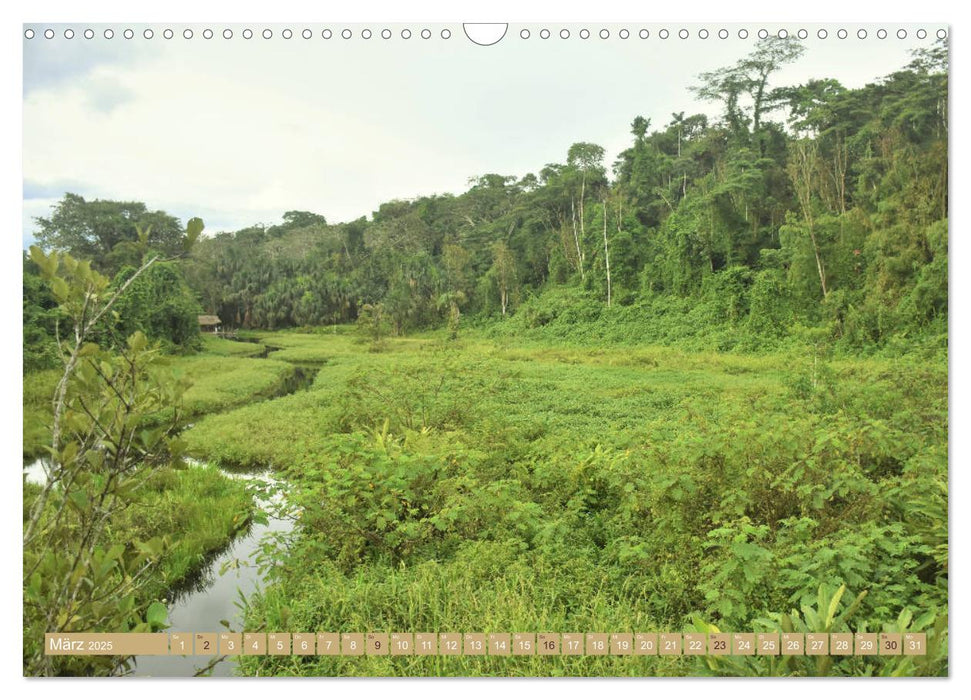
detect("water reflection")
(23, 457), (50, 486)
(132, 465), (292, 677)
(24, 456), (293, 677)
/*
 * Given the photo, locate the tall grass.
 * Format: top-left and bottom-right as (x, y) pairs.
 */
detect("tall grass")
(181, 329), (946, 677)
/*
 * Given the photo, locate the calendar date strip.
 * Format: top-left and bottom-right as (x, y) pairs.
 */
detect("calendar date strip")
(45, 631), (926, 657)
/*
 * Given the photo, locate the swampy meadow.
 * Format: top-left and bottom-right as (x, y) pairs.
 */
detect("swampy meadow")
(22, 38), (947, 677)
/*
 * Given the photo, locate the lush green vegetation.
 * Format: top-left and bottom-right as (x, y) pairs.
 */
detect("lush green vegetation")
(163, 355), (297, 417)
(23, 37), (947, 677)
(177, 329), (947, 677)
(22, 369), (60, 461)
(25, 40), (947, 365)
(200, 334), (267, 358)
(23, 465), (252, 675)
(22, 350), (297, 460)
(164, 39), (946, 360)
(20, 230), (257, 677)
(114, 465), (253, 594)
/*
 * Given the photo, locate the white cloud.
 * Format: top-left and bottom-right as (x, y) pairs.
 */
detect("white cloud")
(22, 23), (937, 244)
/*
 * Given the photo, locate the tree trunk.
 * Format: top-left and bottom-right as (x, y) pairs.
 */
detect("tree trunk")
(578, 173), (587, 276)
(792, 142), (829, 298)
(571, 197), (585, 280)
(809, 224), (828, 298)
(679, 126), (687, 198)
(602, 199), (611, 308)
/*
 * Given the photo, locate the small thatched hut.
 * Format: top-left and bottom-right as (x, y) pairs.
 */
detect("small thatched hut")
(198, 315), (221, 334)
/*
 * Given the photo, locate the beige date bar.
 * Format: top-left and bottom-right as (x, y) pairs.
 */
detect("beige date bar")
(44, 631), (930, 656)
(45, 633), (169, 656)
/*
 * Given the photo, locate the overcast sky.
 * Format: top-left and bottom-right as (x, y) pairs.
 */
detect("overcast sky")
(22, 22), (945, 244)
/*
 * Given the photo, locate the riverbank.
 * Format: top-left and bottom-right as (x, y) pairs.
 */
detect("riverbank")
(22, 334), (317, 676)
(22, 335), (298, 461)
(22, 463), (252, 676)
(131, 467), (292, 677)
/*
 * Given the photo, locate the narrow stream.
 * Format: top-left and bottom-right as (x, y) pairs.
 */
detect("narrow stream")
(131, 467), (291, 677)
(24, 339), (319, 677)
(23, 460), (291, 677)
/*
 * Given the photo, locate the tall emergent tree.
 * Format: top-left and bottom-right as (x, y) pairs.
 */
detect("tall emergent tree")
(34, 194), (186, 275)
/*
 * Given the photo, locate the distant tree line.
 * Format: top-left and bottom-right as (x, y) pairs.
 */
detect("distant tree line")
(23, 38), (947, 367)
